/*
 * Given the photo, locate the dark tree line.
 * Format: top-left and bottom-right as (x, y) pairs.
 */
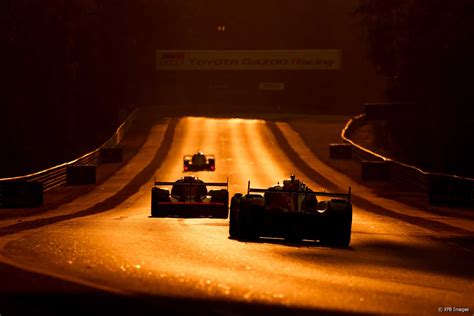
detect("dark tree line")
(357, 0), (474, 177)
(0, 0), (383, 177)
(0, 0), (172, 177)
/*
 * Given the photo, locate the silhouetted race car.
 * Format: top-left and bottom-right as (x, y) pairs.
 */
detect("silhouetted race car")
(229, 175), (352, 247)
(151, 176), (228, 218)
(183, 151), (215, 171)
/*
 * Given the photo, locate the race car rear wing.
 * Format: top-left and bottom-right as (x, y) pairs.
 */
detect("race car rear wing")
(183, 154), (215, 160)
(154, 177), (228, 190)
(247, 181), (351, 202)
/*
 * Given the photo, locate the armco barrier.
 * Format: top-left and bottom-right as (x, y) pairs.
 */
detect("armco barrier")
(388, 160), (429, 192)
(341, 114), (385, 162)
(66, 165), (96, 185)
(329, 143), (352, 159)
(0, 108), (139, 193)
(342, 113), (474, 205)
(99, 148), (123, 163)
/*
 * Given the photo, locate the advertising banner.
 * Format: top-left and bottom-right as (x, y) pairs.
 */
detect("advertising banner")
(156, 50), (341, 71)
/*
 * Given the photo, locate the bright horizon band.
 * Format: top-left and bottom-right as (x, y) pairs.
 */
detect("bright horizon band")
(156, 50), (342, 71)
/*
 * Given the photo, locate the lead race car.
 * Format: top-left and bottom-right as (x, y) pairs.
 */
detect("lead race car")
(151, 176), (228, 218)
(229, 175), (352, 247)
(183, 151), (215, 171)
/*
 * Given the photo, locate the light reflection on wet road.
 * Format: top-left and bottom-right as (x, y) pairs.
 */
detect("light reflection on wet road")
(2, 117), (473, 315)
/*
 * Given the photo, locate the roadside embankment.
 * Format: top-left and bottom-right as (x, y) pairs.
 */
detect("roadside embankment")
(280, 115), (474, 223)
(0, 107), (171, 220)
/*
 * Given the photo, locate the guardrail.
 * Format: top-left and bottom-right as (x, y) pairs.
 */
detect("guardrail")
(341, 113), (474, 206)
(0, 108), (139, 192)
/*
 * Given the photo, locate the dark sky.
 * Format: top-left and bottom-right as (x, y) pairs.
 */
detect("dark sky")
(155, 0), (364, 50)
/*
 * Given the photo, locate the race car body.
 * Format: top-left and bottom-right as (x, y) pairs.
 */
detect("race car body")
(183, 151), (215, 171)
(151, 176), (228, 218)
(229, 175), (352, 247)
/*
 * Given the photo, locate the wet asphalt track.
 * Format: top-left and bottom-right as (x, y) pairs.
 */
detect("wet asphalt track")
(0, 117), (472, 315)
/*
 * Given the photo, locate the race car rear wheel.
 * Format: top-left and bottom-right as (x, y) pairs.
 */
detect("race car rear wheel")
(321, 200), (352, 247)
(229, 194), (242, 239)
(151, 188), (170, 217)
(238, 195), (263, 240)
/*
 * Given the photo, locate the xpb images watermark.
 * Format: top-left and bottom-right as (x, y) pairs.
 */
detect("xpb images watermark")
(438, 307), (470, 313)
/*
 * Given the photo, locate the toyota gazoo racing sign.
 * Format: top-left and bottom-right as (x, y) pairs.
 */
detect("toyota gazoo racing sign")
(156, 50), (341, 71)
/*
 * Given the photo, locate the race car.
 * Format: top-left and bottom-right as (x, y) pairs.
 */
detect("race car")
(229, 175), (352, 247)
(151, 176), (228, 218)
(183, 151), (215, 171)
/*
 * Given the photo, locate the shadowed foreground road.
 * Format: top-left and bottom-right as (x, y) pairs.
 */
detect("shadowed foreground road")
(0, 117), (472, 315)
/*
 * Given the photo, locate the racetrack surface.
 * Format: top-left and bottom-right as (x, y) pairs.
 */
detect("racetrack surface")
(0, 117), (472, 315)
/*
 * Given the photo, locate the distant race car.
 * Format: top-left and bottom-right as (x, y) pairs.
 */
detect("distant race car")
(183, 151), (215, 171)
(229, 175), (352, 247)
(151, 176), (228, 218)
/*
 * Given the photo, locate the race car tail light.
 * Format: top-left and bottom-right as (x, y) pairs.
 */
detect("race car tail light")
(184, 165), (189, 171)
(210, 165), (215, 171)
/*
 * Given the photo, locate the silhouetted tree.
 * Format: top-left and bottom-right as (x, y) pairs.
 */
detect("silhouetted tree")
(0, 0), (165, 176)
(357, 0), (474, 176)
